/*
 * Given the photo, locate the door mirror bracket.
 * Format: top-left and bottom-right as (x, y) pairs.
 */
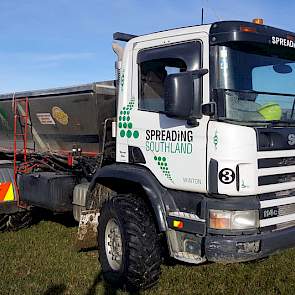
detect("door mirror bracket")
(202, 102), (216, 116)
(187, 117), (200, 127)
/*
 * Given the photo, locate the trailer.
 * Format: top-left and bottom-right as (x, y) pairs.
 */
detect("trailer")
(0, 81), (116, 229)
(1, 18), (295, 291)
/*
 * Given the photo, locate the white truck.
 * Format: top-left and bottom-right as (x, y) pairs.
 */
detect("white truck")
(1, 19), (295, 291)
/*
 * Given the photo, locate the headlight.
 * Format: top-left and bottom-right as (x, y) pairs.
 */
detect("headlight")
(209, 209), (259, 230)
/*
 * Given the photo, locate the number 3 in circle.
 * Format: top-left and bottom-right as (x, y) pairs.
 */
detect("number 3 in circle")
(219, 168), (235, 184)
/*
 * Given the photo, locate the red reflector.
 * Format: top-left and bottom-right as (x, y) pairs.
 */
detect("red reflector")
(67, 153), (73, 167)
(173, 220), (184, 229)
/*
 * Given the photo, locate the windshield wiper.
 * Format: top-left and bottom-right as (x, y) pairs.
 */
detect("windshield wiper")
(223, 88), (295, 98)
(219, 118), (295, 126)
(265, 120), (295, 126)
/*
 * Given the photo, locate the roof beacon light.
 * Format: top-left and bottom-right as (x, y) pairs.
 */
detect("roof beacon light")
(253, 18), (264, 25)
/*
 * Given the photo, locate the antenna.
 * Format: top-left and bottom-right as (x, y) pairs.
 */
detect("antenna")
(201, 8), (204, 25)
(202, 0), (222, 21)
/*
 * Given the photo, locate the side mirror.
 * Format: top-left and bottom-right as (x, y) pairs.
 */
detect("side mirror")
(164, 69), (208, 119)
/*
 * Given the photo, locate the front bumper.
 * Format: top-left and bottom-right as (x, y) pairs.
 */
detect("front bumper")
(205, 226), (295, 263)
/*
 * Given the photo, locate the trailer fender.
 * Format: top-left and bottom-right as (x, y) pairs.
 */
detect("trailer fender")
(89, 164), (175, 232)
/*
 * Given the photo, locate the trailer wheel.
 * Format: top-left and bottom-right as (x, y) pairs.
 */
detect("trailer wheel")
(98, 194), (162, 291)
(0, 214), (9, 232)
(8, 211), (32, 231)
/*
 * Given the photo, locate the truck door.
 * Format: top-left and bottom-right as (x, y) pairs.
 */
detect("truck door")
(118, 32), (209, 193)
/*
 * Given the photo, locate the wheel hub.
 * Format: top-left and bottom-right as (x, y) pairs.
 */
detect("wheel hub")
(105, 218), (123, 271)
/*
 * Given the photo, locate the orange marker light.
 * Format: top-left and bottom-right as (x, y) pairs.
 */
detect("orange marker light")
(210, 211), (230, 229)
(173, 220), (184, 229)
(240, 26), (257, 33)
(253, 18), (264, 25)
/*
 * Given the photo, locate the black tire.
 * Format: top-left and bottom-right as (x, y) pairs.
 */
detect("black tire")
(8, 211), (32, 231)
(98, 194), (162, 291)
(0, 214), (9, 232)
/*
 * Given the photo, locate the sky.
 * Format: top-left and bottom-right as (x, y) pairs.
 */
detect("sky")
(0, 0), (294, 93)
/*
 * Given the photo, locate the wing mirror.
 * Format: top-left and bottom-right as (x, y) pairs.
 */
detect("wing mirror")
(164, 69), (208, 120)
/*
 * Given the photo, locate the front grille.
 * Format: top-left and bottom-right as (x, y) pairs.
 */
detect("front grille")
(259, 189), (295, 201)
(258, 172), (295, 186)
(258, 156), (295, 169)
(259, 190), (295, 228)
(278, 203), (295, 216)
(258, 155), (295, 186)
(259, 189), (295, 200)
(260, 203), (295, 219)
(275, 220), (295, 231)
(257, 153), (295, 186)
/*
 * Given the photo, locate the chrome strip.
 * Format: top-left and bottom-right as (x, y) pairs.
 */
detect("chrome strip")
(168, 211), (205, 222)
(260, 196), (295, 208)
(260, 213), (295, 227)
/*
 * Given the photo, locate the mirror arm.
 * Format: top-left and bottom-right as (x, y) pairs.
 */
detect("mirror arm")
(187, 116), (200, 127)
(191, 68), (209, 79)
(202, 102), (216, 116)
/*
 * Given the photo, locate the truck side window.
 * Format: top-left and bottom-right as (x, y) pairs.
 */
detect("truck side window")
(139, 59), (186, 111)
(137, 42), (201, 112)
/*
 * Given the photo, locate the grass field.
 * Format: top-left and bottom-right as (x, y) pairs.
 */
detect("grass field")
(1, 215), (295, 295)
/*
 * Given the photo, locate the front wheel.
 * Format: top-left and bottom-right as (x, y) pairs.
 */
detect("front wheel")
(98, 194), (162, 291)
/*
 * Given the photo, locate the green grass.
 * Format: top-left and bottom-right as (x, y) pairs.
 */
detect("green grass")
(0, 218), (294, 295)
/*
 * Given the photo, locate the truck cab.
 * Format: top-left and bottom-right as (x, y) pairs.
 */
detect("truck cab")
(93, 20), (295, 290)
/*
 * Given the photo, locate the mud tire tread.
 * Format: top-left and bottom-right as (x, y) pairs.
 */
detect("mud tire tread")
(9, 211), (32, 231)
(0, 214), (9, 232)
(98, 194), (162, 291)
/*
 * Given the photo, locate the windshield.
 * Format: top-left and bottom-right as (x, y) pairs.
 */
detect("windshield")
(212, 44), (295, 123)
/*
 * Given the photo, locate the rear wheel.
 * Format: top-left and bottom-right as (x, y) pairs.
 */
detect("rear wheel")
(8, 211), (32, 231)
(0, 214), (9, 232)
(98, 194), (162, 291)
(0, 210), (32, 232)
